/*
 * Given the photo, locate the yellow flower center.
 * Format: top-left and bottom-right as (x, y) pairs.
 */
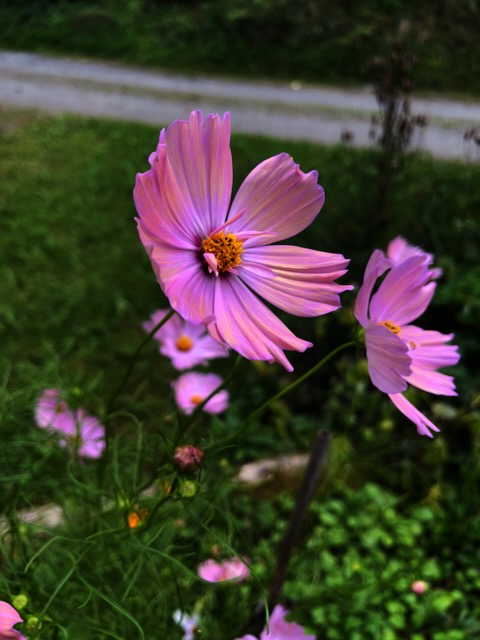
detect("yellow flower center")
(190, 394), (203, 405)
(201, 231), (243, 273)
(381, 320), (400, 334)
(176, 335), (193, 351)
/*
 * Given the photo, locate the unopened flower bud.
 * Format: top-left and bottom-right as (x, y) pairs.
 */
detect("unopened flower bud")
(12, 594), (28, 610)
(26, 616), (41, 634)
(174, 445), (205, 472)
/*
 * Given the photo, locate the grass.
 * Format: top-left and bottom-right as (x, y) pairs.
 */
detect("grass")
(1, 107), (480, 638)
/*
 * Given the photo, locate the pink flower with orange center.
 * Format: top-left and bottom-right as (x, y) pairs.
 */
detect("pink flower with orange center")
(354, 245), (459, 437)
(134, 110), (352, 371)
(172, 372), (229, 415)
(142, 308), (228, 370)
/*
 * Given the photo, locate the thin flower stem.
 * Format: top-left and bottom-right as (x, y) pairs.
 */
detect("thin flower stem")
(206, 341), (355, 451)
(106, 309), (175, 416)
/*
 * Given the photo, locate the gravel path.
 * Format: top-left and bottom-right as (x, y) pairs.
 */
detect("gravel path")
(1, 51), (479, 160)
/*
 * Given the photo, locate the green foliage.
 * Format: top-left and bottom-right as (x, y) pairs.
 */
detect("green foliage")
(1, 0), (480, 95)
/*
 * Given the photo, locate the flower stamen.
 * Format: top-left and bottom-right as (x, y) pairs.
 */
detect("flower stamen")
(176, 335), (193, 351)
(381, 320), (400, 334)
(201, 232), (243, 273)
(190, 394), (203, 405)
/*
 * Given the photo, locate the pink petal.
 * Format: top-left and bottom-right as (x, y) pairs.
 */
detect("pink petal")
(239, 245), (352, 317)
(387, 236), (442, 279)
(353, 250), (390, 327)
(401, 326), (460, 369)
(228, 153), (324, 245)
(146, 243), (215, 325)
(210, 277), (312, 371)
(407, 365), (457, 396)
(163, 111), (232, 234)
(142, 309), (182, 341)
(369, 256), (436, 325)
(365, 325), (411, 393)
(78, 414), (106, 459)
(388, 393), (440, 437)
(134, 155), (199, 249)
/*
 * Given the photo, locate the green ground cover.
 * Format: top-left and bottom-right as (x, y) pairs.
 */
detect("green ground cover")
(1, 0), (480, 96)
(1, 108), (479, 638)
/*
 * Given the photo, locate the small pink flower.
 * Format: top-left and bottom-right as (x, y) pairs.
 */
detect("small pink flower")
(235, 605), (315, 640)
(142, 308), (228, 369)
(172, 372), (229, 415)
(0, 601), (26, 640)
(198, 557), (250, 583)
(34, 389), (106, 459)
(411, 580), (428, 594)
(354, 245), (459, 437)
(134, 110), (352, 371)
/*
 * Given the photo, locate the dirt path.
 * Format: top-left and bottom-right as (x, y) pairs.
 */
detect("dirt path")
(1, 51), (479, 160)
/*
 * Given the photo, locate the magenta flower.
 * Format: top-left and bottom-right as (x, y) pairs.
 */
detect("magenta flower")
(142, 308), (228, 370)
(235, 605), (315, 640)
(197, 557), (250, 583)
(134, 110), (351, 371)
(0, 602), (26, 640)
(354, 246), (460, 437)
(172, 372), (229, 415)
(34, 389), (106, 458)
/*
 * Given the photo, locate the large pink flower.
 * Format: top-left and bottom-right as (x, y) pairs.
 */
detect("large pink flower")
(197, 557), (250, 583)
(172, 372), (229, 415)
(0, 601), (26, 640)
(142, 308), (228, 370)
(235, 605), (315, 640)
(354, 245), (459, 437)
(34, 389), (106, 459)
(134, 110), (351, 371)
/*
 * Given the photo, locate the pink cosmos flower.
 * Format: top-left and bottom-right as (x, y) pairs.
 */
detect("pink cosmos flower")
(235, 605), (315, 640)
(142, 308), (228, 370)
(354, 246), (459, 437)
(197, 557), (250, 583)
(172, 372), (229, 415)
(0, 602), (26, 640)
(34, 389), (106, 458)
(134, 110), (352, 371)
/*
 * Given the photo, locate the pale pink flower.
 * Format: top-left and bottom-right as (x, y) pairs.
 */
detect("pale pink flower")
(387, 236), (442, 280)
(34, 389), (106, 459)
(173, 610), (200, 640)
(354, 247), (459, 437)
(411, 580), (428, 594)
(134, 110), (352, 371)
(142, 308), (228, 370)
(197, 557), (250, 583)
(0, 602), (26, 640)
(235, 605), (315, 640)
(172, 372), (229, 415)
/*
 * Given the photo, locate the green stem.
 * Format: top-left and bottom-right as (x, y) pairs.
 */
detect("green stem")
(206, 341), (355, 451)
(106, 309), (175, 416)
